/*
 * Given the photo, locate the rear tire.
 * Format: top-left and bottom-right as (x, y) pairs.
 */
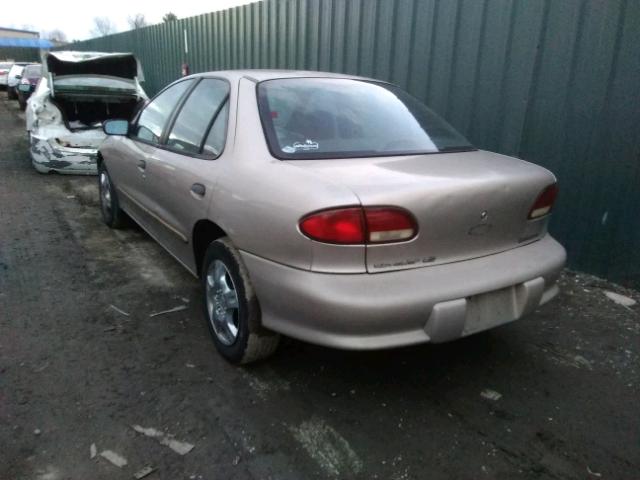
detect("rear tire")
(201, 238), (280, 364)
(7, 87), (16, 100)
(98, 163), (127, 229)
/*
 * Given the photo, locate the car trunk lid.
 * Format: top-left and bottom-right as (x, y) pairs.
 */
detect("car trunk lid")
(288, 150), (556, 273)
(46, 51), (141, 80)
(45, 51), (144, 101)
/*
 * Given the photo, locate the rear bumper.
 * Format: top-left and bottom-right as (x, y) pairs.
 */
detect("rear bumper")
(241, 235), (566, 350)
(30, 134), (98, 175)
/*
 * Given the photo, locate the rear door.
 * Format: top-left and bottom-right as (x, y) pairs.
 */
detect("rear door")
(142, 78), (231, 270)
(107, 79), (195, 232)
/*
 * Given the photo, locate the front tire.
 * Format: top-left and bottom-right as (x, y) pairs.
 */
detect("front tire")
(98, 163), (126, 229)
(201, 238), (279, 364)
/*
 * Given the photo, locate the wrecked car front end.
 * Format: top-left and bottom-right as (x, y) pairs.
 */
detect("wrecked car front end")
(27, 51), (147, 175)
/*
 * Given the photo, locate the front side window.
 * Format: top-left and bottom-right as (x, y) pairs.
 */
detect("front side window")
(166, 78), (229, 155)
(257, 78), (474, 160)
(133, 79), (193, 144)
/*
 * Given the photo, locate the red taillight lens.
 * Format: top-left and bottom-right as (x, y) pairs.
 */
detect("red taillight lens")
(528, 183), (559, 219)
(364, 207), (417, 243)
(299, 207), (417, 244)
(300, 208), (365, 244)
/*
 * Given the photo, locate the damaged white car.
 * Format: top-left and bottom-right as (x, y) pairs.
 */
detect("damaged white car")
(26, 51), (148, 175)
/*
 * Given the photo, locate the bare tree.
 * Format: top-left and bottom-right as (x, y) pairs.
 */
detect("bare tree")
(127, 14), (148, 30)
(44, 29), (68, 43)
(163, 12), (178, 22)
(90, 17), (117, 38)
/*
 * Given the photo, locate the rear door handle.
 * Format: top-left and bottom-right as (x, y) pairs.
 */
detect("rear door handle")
(137, 159), (146, 171)
(191, 183), (206, 197)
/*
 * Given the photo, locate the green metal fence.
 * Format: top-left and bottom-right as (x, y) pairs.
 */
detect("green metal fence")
(64, 0), (640, 288)
(0, 47), (40, 63)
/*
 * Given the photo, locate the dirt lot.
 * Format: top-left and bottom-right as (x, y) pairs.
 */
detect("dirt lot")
(1, 95), (638, 480)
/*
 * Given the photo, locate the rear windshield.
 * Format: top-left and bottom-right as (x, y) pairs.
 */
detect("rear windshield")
(257, 78), (474, 160)
(0, 63), (12, 70)
(23, 65), (42, 78)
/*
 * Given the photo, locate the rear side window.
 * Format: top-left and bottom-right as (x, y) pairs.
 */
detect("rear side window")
(257, 78), (474, 160)
(166, 78), (229, 155)
(202, 101), (229, 157)
(133, 79), (194, 144)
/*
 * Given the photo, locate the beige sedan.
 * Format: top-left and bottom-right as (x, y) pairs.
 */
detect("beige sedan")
(98, 70), (566, 364)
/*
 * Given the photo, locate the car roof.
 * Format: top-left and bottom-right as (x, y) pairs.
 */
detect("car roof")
(186, 69), (378, 83)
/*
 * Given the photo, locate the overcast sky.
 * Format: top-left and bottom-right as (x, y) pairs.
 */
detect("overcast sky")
(4, 0), (255, 41)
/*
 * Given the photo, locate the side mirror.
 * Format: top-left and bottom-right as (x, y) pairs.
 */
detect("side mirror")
(15, 74), (22, 79)
(103, 119), (129, 136)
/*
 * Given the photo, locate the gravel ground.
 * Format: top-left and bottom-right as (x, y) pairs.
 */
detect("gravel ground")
(1, 94), (638, 480)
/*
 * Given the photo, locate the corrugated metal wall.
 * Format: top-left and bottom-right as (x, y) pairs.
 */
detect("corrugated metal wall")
(64, 0), (640, 288)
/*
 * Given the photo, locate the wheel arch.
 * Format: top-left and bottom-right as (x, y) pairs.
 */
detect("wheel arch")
(193, 219), (227, 277)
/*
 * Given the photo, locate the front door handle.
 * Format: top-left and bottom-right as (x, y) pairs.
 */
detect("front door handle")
(137, 159), (146, 171)
(191, 183), (206, 197)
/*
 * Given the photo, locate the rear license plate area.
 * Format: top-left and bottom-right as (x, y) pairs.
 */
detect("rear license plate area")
(463, 286), (517, 335)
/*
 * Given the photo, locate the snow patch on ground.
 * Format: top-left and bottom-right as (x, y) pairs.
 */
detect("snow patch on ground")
(290, 418), (362, 478)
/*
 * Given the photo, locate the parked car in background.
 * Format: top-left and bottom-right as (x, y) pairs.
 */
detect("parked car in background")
(0, 61), (13, 89)
(97, 70), (567, 364)
(7, 62), (30, 99)
(26, 51), (147, 175)
(16, 64), (42, 110)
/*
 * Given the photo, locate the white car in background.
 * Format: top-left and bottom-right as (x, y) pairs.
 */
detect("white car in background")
(26, 51), (147, 175)
(7, 62), (30, 99)
(0, 62), (13, 88)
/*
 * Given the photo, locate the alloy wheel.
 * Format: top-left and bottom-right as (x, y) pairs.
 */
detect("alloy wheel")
(205, 260), (240, 345)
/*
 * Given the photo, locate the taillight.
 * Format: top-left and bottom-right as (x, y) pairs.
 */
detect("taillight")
(299, 207), (417, 245)
(364, 207), (417, 243)
(528, 183), (558, 219)
(299, 208), (365, 244)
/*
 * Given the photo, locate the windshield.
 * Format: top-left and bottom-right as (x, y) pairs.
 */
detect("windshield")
(257, 78), (474, 160)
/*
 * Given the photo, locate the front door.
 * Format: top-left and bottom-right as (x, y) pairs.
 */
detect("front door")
(114, 79), (195, 235)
